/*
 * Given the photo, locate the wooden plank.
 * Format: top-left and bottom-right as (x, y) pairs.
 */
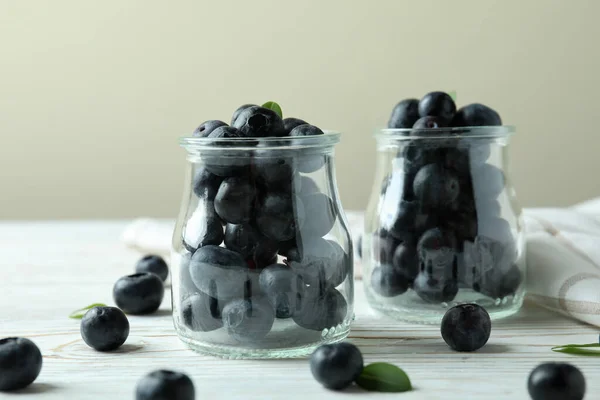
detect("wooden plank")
(0, 221), (598, 399)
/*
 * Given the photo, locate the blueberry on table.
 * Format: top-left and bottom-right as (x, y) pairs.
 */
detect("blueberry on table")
(181, 292), (223, 332)
(283, 117), (308, 133)
(418, 91), (457, 122)
(288, 237), (348, 288)
(413, 272), (458, 303)
(222, 297), (275, 342)
(388, 98), (420, 129)
(192, 167), (223, 200)
(310, 342), (363, 390)
(528, 363), (585, 400)
(289, 124), (324, 137)
(0, 337), (42, 391)
(256, 192), (304, 242)
(412, 115), (447, 129)
(300, 193), (337, 237)
(136, 255), (169, 282)
(232, 105), (285, 137)
(80, 306), (130, 351)
(371, 264), (409, 297)
(189, 245), (249, 299)
(214, 176), (256, 224)
(441, 304), (491, 352)
(259, 263), (304, 318)
(452, 103), (502, 127)
(136, 370), (195, 400)
(192, 120), (228, 137)
(231, 104), (257, 125)
(413, 164), (460, 210)
(113, 273), (164, 315)
(293, 287), (347, 331)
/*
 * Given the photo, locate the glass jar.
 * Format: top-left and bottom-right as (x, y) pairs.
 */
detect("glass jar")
(171, 133), (354, 358)
(363, 126), (525, 324)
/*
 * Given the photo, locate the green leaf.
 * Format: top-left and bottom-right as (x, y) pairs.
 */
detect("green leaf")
(69, 303), (107, 319)
(551, 343), (600, 356)
(261, 101), (283, 119)
(355, 362), (412, 392)
(448, 90), (457, 102)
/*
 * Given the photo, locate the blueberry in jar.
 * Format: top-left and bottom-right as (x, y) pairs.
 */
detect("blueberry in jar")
(254, 155), (296, 192)
(283, 117), (308, 133)
(287, 237), (348, 288)
(413, 272), (458, 303)
(183, 203), (224, 251)
(113, 273), (164, 315)
(418, 91), (457, 122)
(192, 120), (228, 137)
(452, 103), (502, 127)
(412, 115), (447, 129)
(392, 243), (419, 283)
(181, 292), (223, 332)
(214, 176), (256, 224)
(259, 263), (305, 318)
(136, 255), (169, 282)
(471, 164), (505, 199)
(224, 223), (263, 259)
(192, 167), (223, 200)
(290, 124), (326, 173)
(232, 105), (285, 137)
(256, 192), (304, 242)
(528, 363), (585, 400)
(371, 264), (410, 297)
(230, 104), (256, 125)
(136, 370), (195, 400)
(203, 126), (252, 177)
(222, 297), (275, 342)
(371, 229), (400, 265)
(441, 304), (491, 352)
(299, 193), (337, 237)
(0, 337), (43, 391)
(413, 164), (460, 210)
(473, 264), (522, 299)
(299, 176), (320, 197)
(388, 98), (420, 129)
(310, 342), (363, 390)
(80, 306), (130, 351)
(418, 228), (457, 274)
(293, 287), (347, 331)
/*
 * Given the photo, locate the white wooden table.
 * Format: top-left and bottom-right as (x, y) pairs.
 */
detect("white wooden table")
(1, 221), (598, 399)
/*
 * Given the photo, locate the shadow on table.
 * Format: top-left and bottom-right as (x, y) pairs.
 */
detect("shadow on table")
(8, 382), (59, 395)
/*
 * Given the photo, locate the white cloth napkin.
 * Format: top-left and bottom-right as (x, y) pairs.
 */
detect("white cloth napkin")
(121, 200), (600, 326)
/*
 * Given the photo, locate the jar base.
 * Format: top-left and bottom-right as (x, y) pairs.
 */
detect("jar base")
(365, 287), (525, 325)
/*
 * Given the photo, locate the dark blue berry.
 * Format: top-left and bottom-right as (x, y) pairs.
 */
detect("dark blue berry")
(254, 155), (296, 192)
(452, 103), (502, 127)
(412, 115), (447, 129)
(441, 304), (491, 352)
(183, 203), (225, 251)
(0, 337), (42, 391)
(113, 273), (164, 315)
(256, 193), (304, 242)
(371, 229), (399, 265)
(181, 292), (223, 332)
(283, 117), (308, 133)
(289, 124), (324, 137)
(389, 200), (417, 239)
(413, 272), (458, 303)
(371, 264), (409, 297)
(418, 91), (457, 122)
(224, 223), (262, 259)
(413, 164), (460, 210)
(290, 124), (326, 172)
(388, 99), (420, 129)
(392, 243), (419, 283)
(288, 237), (348, 288)
(259, 264), (304, 318)
(310, 342), (363, 390)
(300, 193), (336, 237)
(179, 253), (197, 295)
(476, 217), (514, 245)
(299, 176), (320, 196)
(214, 176), (256, 224)
(471, 164), (505, 199)
(80, 306), (130, 351)
(418, 228), (457, 272)
(192, 167), (223, 200)
(192, 120), (227, 137)
(475, 264), (522, 299)
(293, 287), (347, 331)
(136, 370), (195, 400)
(528, 363), (585, 400)
(136, 255), (169, 282)
(222, 297), (275, 342)
(189, 245), (249, 300)
(232, 106), (285, 137)
(231, 104), (256, 125)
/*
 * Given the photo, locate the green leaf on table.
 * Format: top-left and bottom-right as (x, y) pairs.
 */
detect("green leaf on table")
(261, 101), (283, 119)
(551, 343), (600, 356)
(69, 303), (107, 319)
(448, 90), (457, 102)
(355, 362), (412, 392)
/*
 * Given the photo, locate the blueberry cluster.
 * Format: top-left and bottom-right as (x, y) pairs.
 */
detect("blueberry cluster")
(372, 92), (522, 303)
(181, 103), (350, 343)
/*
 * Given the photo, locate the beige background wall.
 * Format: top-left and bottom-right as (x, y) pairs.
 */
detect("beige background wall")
(1, 0), (599, 219)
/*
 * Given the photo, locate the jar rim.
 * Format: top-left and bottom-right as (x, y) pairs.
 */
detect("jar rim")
(180, 131), (341, 150)
(376, 125), (515, 140)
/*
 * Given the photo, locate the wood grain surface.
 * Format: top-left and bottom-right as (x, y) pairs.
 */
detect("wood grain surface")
(0, 221), (597, 399)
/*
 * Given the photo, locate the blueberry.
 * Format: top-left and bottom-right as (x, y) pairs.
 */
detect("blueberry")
(290, 124), (326, 172)
(293, 287), (347, 331)
(222, 297), (275, 342)
(113, 273), (164, 315)
(300, 193), (336, 237)
(476, 217), (514, 245)
(80, 306), (130, 351)
(392, 243), (419, 283)
(259, 264), (304, 318)
(288, 237), (348, 288)
(136, 255), (169, 282)
(463, 236), (517, 289)
(231, 104), (256, 125)
(401, 143), (440, 174)
(441, 304), (491, 352)
(475, 198), (501, 219)
(0, 337), (42, 391)
(528, 363), (585, 400)
(192, 120), (227, 137)
(389, 200), (417, 239)
(289, 124), (324, 137)
(214, 176), (256, 224)
(412, 115), (447, 129)
(413, 164), (460, 209)
(388, 98), (420, 129)
(371, 264), (409, 297)
(256, 193), (304, 242)
(179, 253), (197, 295)
(189, 245), (249, 299)
(136, 370), (195, 400)
(181, 292), (223, 332)
(452, 103), (502, 127)
(471, 164), (505, 199)
(207, 125), (245, 140)
(252, 238), (280, 268)
(310, 342), (363, 390)
(413, 272), (458, 303)
(183, 203), (224, 250)
(418, 228), (457, 276)
(473, 264), (522, 299)
(232, 106), (285, 137)
(441, 146), (470, 173)
(299, 176), (320, 196)
(443, 208), (478, 246)
(371, 229), (399, 265)
(254, 155), (296, 192)
(283, 117), (308, 133)
(459, 139), (491, 165)
(224, 223), (263, 259)
(418, 91), (457, 122)
(192, 167), (224, 200)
